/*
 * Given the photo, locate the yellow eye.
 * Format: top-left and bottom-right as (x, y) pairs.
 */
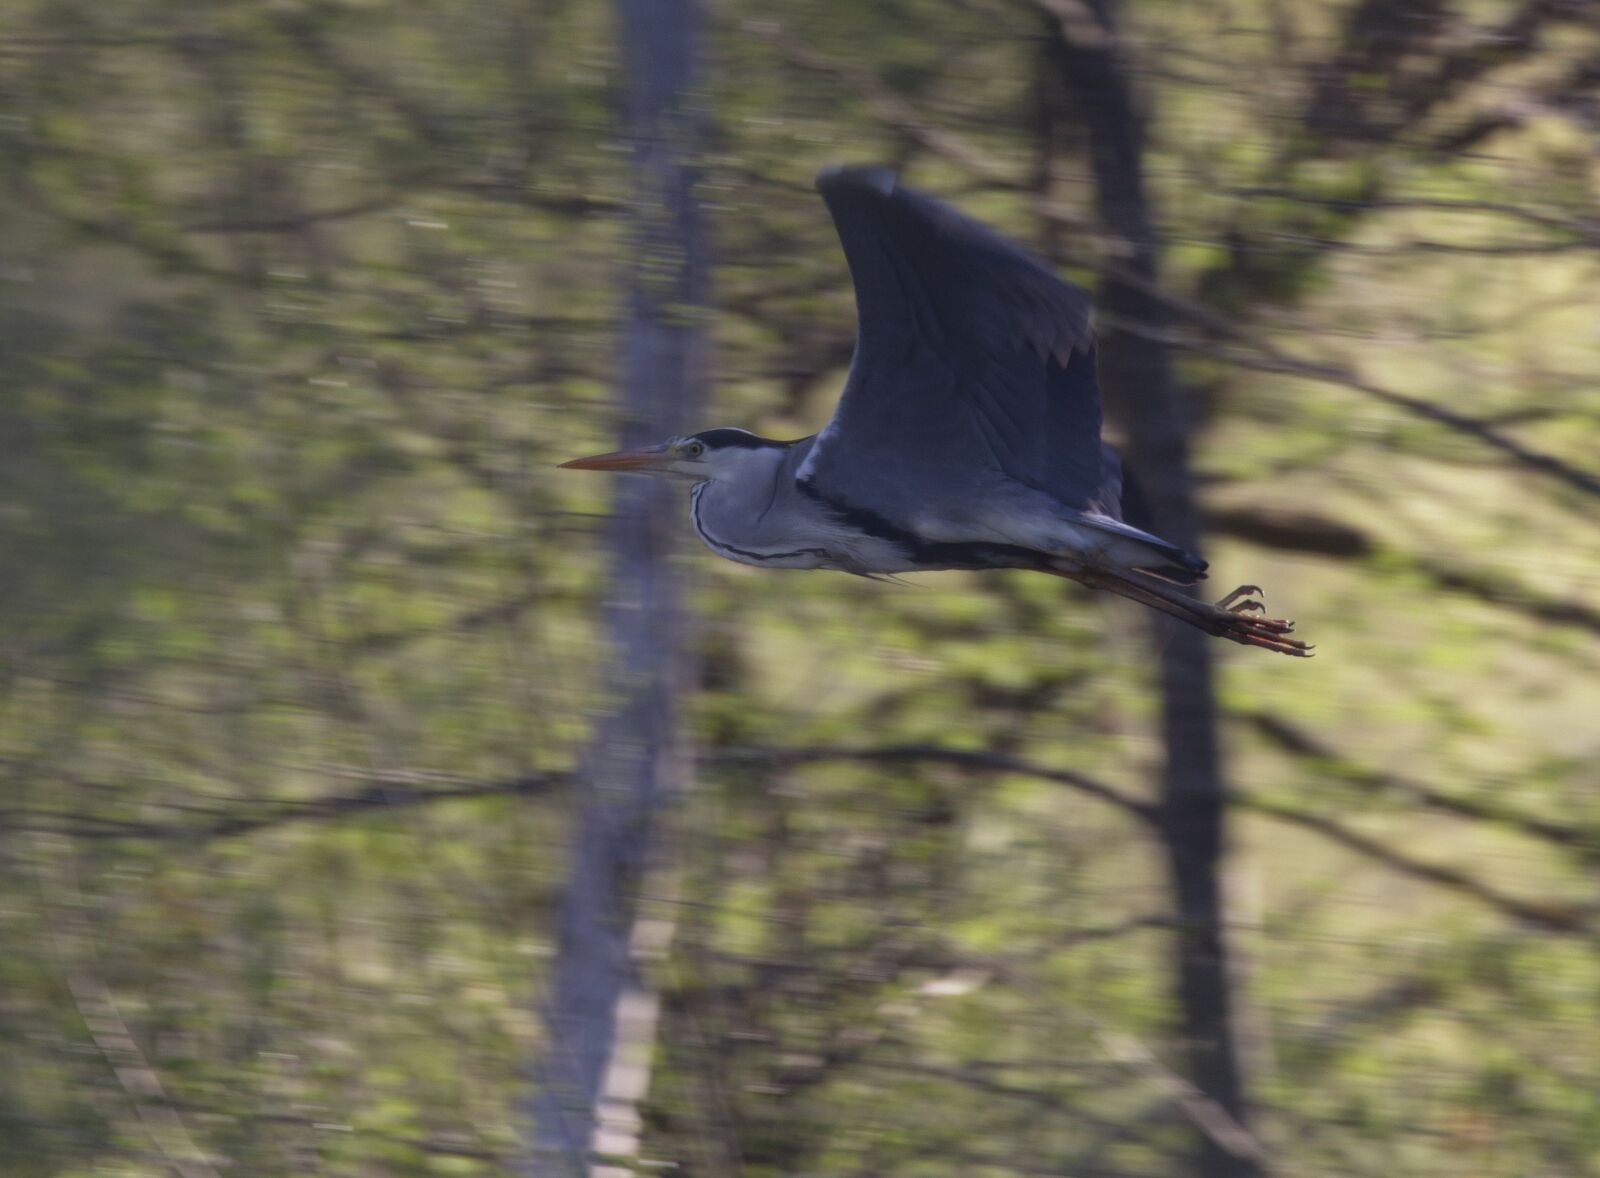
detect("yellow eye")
(686, 441), (705, 458)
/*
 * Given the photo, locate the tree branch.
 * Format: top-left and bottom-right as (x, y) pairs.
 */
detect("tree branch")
(1225, 189), (1600, 241)
(744, 22), (1016, 186)
(744, 21), (1097, 235)
(6, 772), (571, 841)
(22, 744), (1592, 938)
(1207, 507), (1600, 636)
(1235, 793), (1590, 933)
(1085, 260), (1600, 500)
(1242, 713), (1597, 861)
(713, 743), (1156, 821)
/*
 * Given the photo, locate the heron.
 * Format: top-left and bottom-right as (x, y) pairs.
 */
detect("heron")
(562, 166), (1309, 656)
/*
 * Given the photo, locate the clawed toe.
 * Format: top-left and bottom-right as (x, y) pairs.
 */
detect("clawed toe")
(1228, 618), (1313, 655)
(1212, 603), (1311, 656)
(1236, 631), (1314, 656)
(1217, 584), (1266, 612)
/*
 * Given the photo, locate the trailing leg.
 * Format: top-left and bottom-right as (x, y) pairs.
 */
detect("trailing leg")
(1050, 567), (1311, 657)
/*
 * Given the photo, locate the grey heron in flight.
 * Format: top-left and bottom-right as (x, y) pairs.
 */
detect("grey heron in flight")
(563, 166), (1309, 656)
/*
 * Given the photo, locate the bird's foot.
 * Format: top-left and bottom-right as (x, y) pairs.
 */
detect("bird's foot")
(1212, 586), (1312, 657)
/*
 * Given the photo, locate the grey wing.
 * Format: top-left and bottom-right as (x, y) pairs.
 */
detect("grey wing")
(799, 165), (1104, 531)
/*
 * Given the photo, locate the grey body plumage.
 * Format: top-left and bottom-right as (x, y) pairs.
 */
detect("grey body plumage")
(561, 167), (1309, 655)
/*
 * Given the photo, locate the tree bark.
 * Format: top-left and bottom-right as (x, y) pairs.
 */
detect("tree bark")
(525, 1), (706, 1173)
(1046, 6), (1262, 1177)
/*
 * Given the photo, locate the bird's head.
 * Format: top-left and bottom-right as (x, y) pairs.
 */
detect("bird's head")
(560, 428), (782, 483)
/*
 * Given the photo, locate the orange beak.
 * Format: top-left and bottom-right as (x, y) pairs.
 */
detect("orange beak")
(558, 444), (673, 473)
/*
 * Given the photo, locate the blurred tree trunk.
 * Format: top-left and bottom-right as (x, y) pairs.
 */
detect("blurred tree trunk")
(1046, 5), (1263, 1177)
(524, 1), (706, 1173)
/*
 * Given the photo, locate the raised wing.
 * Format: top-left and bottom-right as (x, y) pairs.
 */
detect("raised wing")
(800, 166), (1107, 531)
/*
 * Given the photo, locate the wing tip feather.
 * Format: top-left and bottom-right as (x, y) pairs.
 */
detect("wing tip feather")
(815, 163), (898, 197)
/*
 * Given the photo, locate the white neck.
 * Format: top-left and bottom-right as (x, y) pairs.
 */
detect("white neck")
(688, 446), (833, 568)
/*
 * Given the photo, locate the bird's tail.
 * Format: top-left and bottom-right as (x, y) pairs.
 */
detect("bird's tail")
(1076, 513), (1208, 585)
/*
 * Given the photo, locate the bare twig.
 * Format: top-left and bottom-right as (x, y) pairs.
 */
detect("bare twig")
(1097, 1028), (1273, 1170)
(35, 840), (224, 1178)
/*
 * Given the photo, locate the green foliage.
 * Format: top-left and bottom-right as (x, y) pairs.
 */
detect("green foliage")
(2, 0), (1598, 1175)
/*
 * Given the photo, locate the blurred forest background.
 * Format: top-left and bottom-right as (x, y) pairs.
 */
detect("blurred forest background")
(3, 1), (1599, 1176)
